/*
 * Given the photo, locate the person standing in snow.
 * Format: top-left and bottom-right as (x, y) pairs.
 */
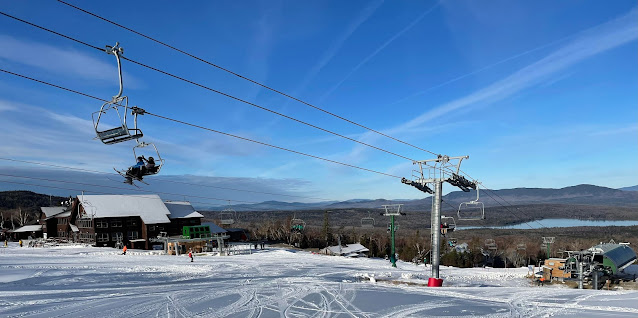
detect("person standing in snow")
(122, 245), (127, 255)
(19, 239), (23, 247)
(188, 249), (193, 262)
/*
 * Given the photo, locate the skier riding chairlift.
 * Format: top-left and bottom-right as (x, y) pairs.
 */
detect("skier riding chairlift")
(116, 142), (164, 185)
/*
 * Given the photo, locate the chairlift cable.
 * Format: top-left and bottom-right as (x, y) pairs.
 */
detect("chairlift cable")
(0, 69), (402, 180)
(2, 9), (560, 230)
(0, 178), (247, 208)
(451, 165), (549, 229)
(2, 13), (548, 228)
(0, 11), (415, 162)
(0, 11), (104, 52)
(0, 69), (105, 102)
(56, 0), (440, 157)
(475, 183), (549, 230)
(143, 111), (403, 179)
(440, 199), (502, 231)
(0, 172), (259, 204)
(0, 157), (331, 202)
(119, 56), (415, 161)
(438, 167), (545, 230)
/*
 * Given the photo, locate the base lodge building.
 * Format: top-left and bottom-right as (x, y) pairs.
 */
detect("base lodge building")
(40, 194), (204, 250)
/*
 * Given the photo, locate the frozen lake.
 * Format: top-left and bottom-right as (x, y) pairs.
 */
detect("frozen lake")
(458, 218), (638, 230)
(1, 242), (637, 317)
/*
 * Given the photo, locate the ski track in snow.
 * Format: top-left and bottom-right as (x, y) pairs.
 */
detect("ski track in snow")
(0, 244), (637, 317)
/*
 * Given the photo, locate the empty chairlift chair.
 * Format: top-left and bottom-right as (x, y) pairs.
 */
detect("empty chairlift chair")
(457, 187), (485, 221)
(93, 43), (144, 145)
(220, 208), (236, 225)
(361, 212), (375, 229)
(485, 239), (497, 251)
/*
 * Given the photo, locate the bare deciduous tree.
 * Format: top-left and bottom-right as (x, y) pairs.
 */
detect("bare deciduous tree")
(17, 208), (30, 227)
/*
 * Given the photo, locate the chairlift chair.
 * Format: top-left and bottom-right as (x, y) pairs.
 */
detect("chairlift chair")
(290, 213), (306, 233)
(457, 186), (485, 221)
(485, 239), (497, 250)
(440, 215), (456, 234)
(132, 141), (165, 176)
(93, 43), (144, 145)
(220, 207), (236, 225)
(361, 211), (375, 229)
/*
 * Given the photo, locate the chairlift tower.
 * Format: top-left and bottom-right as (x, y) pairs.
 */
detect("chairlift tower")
(382, 204), (404, 268)
(401, 155), (474, 284)
(542, 237), (555, 258)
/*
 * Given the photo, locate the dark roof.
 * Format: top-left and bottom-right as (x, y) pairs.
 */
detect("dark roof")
(591, 243), (637, 270)
(200, 222), (227, 234)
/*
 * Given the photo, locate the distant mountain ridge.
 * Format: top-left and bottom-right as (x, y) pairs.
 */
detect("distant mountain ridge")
(2, 185), (636, 212)
(201, 184), (638, 211)
(619, 185), (638, 191)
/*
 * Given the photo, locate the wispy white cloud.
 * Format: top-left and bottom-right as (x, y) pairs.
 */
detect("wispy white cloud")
(396, 8), (638, 133)
(318, 0), (442, 102)
(0, 34), (143, 88)
(333, 8), (637, 167)
(588, 124), (638, 137)
(296, 0), (384, 93)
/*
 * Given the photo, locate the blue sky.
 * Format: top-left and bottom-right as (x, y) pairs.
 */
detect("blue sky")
(0, 0), (636, 205)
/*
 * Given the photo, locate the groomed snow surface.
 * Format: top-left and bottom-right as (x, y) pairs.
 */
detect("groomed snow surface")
(1, 243), (637, 318)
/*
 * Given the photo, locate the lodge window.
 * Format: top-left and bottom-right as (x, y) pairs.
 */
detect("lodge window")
(126, 219), (138, 227)
(112, 232), (124, 242)
(111, 220), (123, 228)
(127, 231), (139, 240)
(77, 219), (93, 228)
(96, 221), (108, 228)
(97, 233), (109, 242)
(158, 226), (164, 231)
(58, 218), (68, 224)
(149, 225), (156, 231)
(57, 231), (66, 237)
(79, 233), (95, 240)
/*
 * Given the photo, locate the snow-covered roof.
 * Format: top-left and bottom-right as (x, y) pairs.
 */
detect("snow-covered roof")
(70, 225), (79, 232)
(164, 201), (204, 219)
(13, 225), (43, 233)
(56, 211), (71, 218)
(40, 207), (67, 218)
(78, 194), (171, 224)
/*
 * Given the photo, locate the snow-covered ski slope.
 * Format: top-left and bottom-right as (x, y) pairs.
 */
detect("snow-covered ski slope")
(1, 244), (637, 317)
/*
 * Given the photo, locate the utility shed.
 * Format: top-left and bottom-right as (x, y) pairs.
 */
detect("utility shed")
(589, 243), (637, 274)
(543, 258), (571, 281)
